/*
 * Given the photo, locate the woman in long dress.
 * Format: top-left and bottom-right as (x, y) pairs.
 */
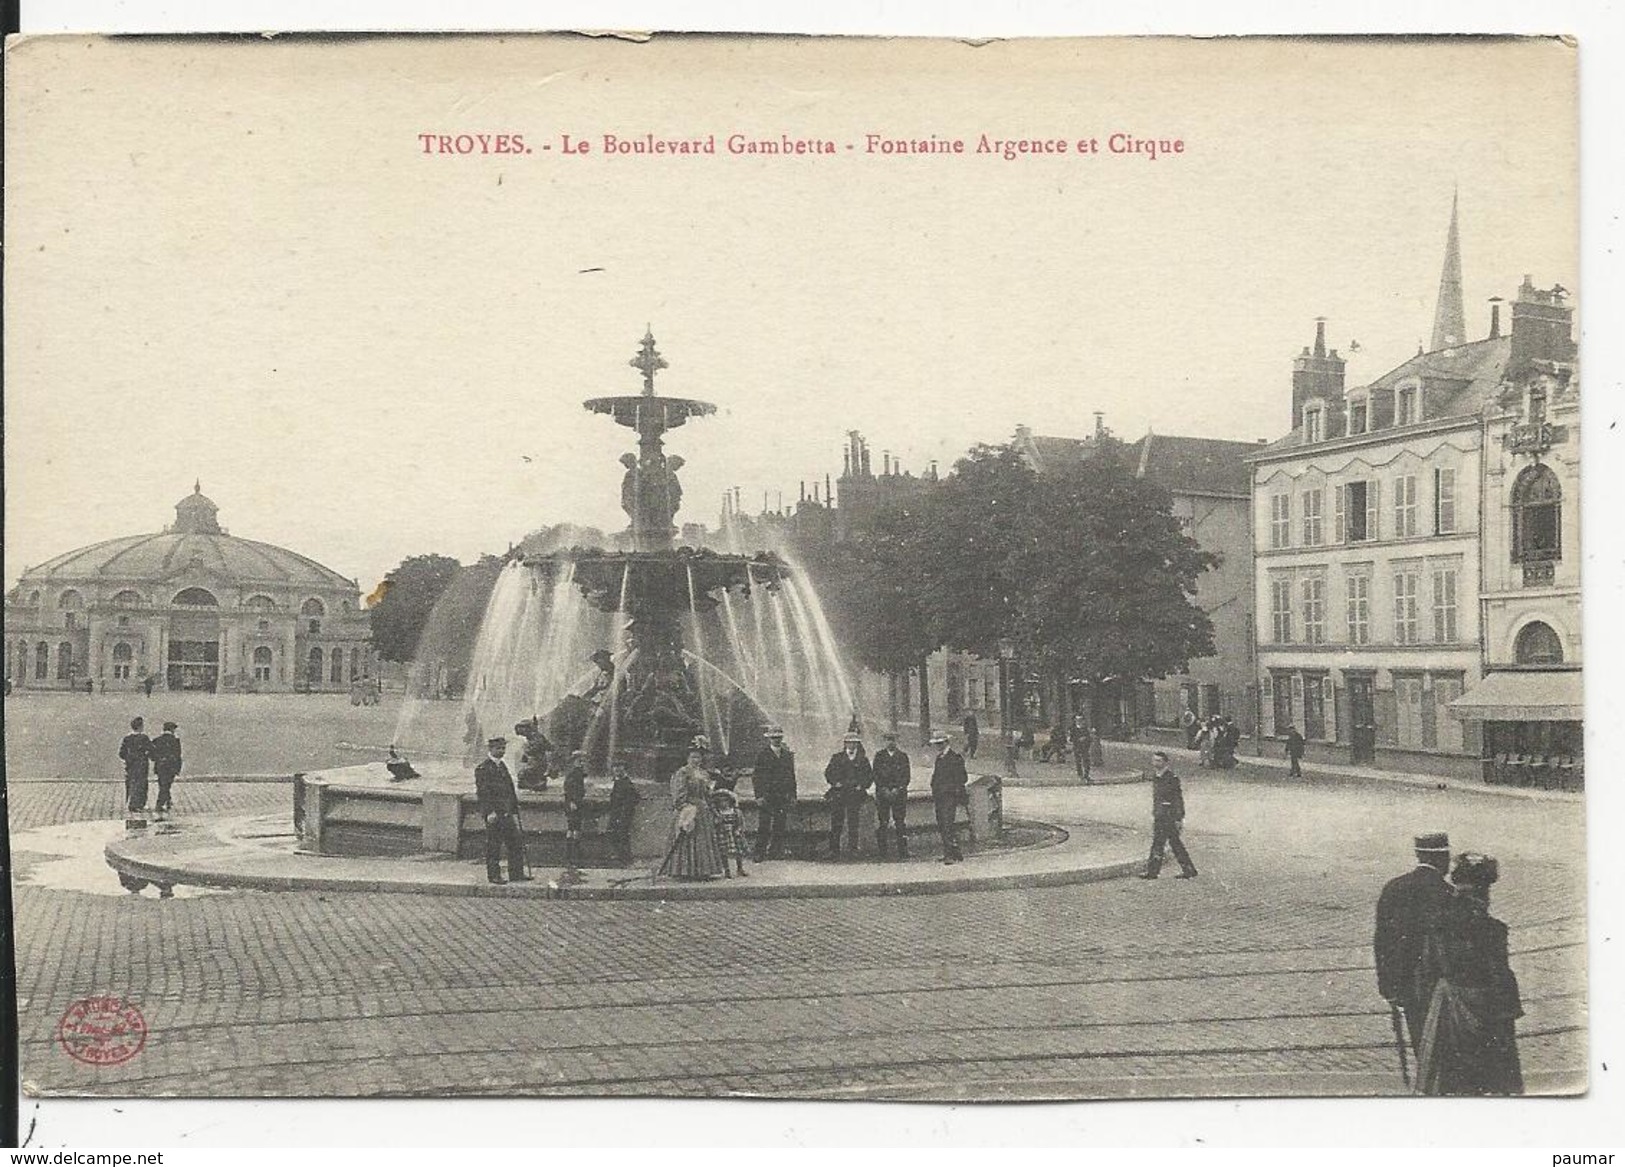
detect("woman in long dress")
(1415, 852), (1525, 1095)
(659, 740), (727, 880)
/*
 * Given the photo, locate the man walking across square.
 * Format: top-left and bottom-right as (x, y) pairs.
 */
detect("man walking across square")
(1284, 724), (1306, 778)
(1139, 750), (1198, 880)
(150, 721), (183, 815)
(119, 716), (152, 815)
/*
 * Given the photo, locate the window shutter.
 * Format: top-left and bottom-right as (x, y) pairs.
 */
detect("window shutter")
(1367, 479), (1380, 541)
(1334, 485), (1346, 543)
(1261, 674), (1275, 736)
(1433, 468), (1443, 534)
(1290, 673), (1305, 728)
(1321, 678), (1337, 742)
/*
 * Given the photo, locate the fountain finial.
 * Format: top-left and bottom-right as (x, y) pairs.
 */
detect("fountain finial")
(631, 326), (667, 397)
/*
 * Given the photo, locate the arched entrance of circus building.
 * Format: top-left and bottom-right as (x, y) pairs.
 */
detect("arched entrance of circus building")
(167, 586), (222, 692)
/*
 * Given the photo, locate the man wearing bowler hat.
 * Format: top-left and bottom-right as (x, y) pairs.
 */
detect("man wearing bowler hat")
(150, 721), (183, 816)
(823, 730), (873, 859)
(751, 725), (796, 861)
(1375, 830), (1455, 1054)
(929, 730), (968, 864)
(474, 736), (532, 885)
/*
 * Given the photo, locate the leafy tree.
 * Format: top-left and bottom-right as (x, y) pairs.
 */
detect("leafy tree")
(1011, 437), (1218, 696)
(367, 553), (464, 662)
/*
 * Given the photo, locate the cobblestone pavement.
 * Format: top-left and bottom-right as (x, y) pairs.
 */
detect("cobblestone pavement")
(7, 764), (1586, 1100)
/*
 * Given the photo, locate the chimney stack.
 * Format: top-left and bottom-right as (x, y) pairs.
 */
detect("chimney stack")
(1093, 411), (1105, 439)
(1488, 296), (1504, 340)
(1291, 317), (1347, 435)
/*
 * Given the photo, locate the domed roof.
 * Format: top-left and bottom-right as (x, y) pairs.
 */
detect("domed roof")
(20, 487), (357, 592)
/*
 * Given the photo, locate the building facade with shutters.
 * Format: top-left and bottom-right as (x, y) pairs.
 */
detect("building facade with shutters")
(1250, 268), (1580, 783)
(5, 486), (373, 694)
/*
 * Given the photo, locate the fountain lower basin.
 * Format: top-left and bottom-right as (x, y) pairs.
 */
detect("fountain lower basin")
(295, 759), (1003, 864)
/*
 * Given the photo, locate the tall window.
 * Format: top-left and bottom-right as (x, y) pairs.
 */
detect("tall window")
(307, 648), (324, 684)
(34, 641), (49, 680)
(112, 642), (134, 680)
(1512, 464), (1561, 562)
(56, 642), (73, 681)
(1396, 386), (1418, 426)
(1348, 395), (1369, 435)
(1434, 468), (1457, 534)
(1395, 675), (1425, 747)
(1303, 405), (1323, 443)
(1393, 475), (1418, 537)
(1270, 494), (1292, 549)
(1301, 489), (1323, 546)
(1271, 672), (1294, 732)
(1346, 574), (1370, 644)
(253, 646), (274, 683)
(330, 650), (344, 684)
(1337, 480), (1379, 542)
(1393, 571), (1420, 644)
(1270, 577), (1293, 643)
(352, 647), (363, 681)
(1432, 568), (1458, 643)
(1514, 621), (1564, 665)
(1433, 675), (1465, 751)
(1301, 576), (1326, 644)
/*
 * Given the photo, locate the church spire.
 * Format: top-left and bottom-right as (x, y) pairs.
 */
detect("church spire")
(1430, 189), (1466, 351)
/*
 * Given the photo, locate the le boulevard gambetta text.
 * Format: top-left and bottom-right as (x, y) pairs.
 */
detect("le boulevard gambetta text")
(415, 130), (1189, 161)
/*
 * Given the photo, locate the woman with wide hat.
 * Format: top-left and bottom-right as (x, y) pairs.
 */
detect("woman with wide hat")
(659, 736), (727, 881)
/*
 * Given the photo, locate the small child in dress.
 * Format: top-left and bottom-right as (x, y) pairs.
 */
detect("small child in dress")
(709, 771), (748, 878)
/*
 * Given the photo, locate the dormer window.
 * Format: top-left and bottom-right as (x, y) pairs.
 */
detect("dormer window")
(1303, 404), (1323, 444)
(1396, 385), (1418, 426)
(1347, 394), (1369, 435)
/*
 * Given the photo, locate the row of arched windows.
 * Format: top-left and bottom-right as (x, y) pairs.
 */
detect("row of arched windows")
(4, 640), (76, 682)
(303, 646), (366, 685)
(14, 587), (352, 612)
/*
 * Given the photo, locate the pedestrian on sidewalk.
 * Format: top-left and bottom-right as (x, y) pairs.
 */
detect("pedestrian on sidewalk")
(962, 712), (980, 759)
(1181, 708), (1198, 749)
(475, 736), (532, 885)
(1069, 715), (1093, 784)
(1196, 717), (1214, 769)
(929, 731), (968, 864)
(1284, 725), (1306, 778)
(119, 716), (152, 815)
(150, 721), (182, 815)
(872, 731), (912, 859)
(1139, 750), (1198, 880)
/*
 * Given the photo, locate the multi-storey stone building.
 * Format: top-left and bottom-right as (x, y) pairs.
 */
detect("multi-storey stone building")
(1250, 223), (1580, 783)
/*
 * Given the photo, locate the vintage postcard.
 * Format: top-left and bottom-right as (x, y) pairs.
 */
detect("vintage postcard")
(3, 32), (1584, 1109)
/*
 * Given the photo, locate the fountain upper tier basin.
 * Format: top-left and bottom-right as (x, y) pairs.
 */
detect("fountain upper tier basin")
(583, 394), (716, 430)
(523, 548), (789, 615)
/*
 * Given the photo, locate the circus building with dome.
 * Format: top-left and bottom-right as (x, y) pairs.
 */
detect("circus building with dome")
(5, 486), (372, 694)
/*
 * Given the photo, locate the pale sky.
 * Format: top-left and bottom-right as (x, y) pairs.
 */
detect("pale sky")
(4, 34), (1577, 593)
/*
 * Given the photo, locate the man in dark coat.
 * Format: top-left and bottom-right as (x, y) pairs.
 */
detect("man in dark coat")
(149, 721), (182, 814)
(119, 716), (152, 814)
(562, 750), (589, 869)
(751, 725), (796, 861)
(872, 731), (912, 860)
(605, 757), (639, 866)
(823, 732), (873, 859)
(961, 713), (980, 759)
(1284, 724), (1306, 778)
(474, 736), (531, 885)
(1139, 750), (1198, 879)
(1069, 715), (1094, 784)
(929, 730), (969, 864)
(1375, 831), (1455, 1055)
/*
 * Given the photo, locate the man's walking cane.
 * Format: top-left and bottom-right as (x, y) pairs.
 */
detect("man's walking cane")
(1389, 1004), (1411, 1088)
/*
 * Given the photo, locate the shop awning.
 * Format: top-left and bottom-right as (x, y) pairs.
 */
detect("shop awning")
(1448, 670), (1583, 721)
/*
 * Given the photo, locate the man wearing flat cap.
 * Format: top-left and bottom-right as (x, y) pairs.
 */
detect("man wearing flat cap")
(150, 721), (183, 816)
(474, 736), (531, 885)
(751, 725), (796, 861)
(1375, 830), (1455, 1053)
(823, 731), (873, 859)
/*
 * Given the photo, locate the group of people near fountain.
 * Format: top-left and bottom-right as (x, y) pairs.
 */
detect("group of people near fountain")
(657, 723), (973, 880)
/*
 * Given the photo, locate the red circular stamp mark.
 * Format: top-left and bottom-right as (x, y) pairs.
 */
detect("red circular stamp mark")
(56, 996), (147, 1066)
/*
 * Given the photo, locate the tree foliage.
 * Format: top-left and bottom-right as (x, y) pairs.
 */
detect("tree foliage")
(367, 553), (465, 662)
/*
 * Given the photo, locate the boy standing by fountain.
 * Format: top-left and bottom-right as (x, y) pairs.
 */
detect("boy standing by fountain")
(562, 750), (588, 870)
